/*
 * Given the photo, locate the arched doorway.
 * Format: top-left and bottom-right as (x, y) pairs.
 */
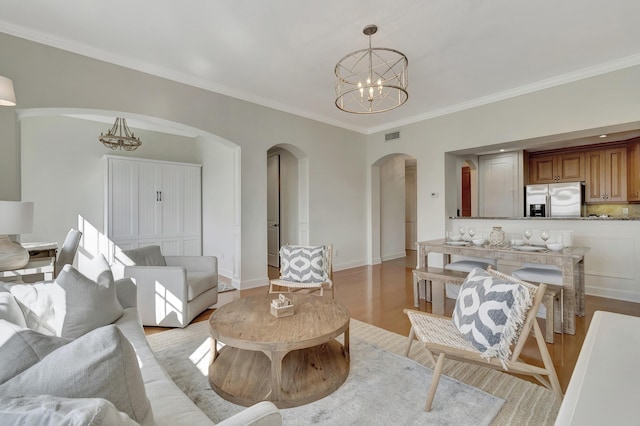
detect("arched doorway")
(369, 153), (417, 264)
(266, 144), (309, 271)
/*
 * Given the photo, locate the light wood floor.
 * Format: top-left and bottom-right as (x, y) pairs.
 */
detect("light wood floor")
(145, 250), (640, 393)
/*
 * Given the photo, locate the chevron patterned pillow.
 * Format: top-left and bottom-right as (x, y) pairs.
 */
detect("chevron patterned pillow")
(280, 245), (327, 283)
(452, 268), (532, 364)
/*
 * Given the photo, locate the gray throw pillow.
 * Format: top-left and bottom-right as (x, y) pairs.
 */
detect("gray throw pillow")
(0, 324), (153, 426)
(0, 320), (71, 385)
(119, 245), (167, 267)
(280, 245), (327, 283)
(452, 267), (532, 364)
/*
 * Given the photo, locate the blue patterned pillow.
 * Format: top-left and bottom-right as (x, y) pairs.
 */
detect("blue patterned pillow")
(452, 268), (532, 364)
(280, 245), (327, 283)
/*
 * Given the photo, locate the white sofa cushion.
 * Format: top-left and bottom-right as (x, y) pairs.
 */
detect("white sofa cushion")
(0, 288), (27, 328)
(6, 281), (58, 335)
(5, 255), (124, 339)
(0, 395), (140, 426)
(0, 320), (71, 384)
(0, 324), (154, 426)
(53, 255), (124, 338)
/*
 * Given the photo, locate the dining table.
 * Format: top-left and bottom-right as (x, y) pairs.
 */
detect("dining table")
(415, 238), (590, 335)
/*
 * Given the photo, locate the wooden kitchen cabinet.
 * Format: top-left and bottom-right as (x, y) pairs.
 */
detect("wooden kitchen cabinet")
(627, 140), (640, 202)
(529, 152), (584, 184)
(585, 147), (627, 203)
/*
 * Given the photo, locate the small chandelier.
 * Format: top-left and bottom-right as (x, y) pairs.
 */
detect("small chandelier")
(335, 24), (408, 114)
(99, 117), (142, 151)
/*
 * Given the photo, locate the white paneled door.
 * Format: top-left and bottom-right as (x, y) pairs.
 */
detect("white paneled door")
(479, 153), (520, 217)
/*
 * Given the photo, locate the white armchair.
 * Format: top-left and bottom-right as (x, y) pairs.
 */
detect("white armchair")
(114, 246), (218, 328)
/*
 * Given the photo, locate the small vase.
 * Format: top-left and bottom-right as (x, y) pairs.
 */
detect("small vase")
(489, 226), (505, 246)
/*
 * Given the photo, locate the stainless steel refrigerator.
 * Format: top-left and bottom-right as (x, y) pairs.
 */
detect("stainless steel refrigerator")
(525, 182), (585, 217)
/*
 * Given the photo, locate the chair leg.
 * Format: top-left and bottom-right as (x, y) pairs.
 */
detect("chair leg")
(532, 320), (563, 401)
(425, 352), (446, 412)
(405, 327), (415, 357)
(543, 291), (554, 344)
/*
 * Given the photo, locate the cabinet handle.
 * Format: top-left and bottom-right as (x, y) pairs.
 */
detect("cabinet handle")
(156, 191), (160, 202)
(159, 191), (162, 202)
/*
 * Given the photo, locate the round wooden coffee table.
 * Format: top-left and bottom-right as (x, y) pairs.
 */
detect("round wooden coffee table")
(208, 293), (350, 408)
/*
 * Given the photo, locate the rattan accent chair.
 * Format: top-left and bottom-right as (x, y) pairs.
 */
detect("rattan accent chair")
(404, 267), (562, 412)
(269, 244), (333, 298)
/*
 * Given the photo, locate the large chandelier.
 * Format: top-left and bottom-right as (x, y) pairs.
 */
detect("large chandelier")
(99, 117), (142, 151)
(335, 25), (408, 114)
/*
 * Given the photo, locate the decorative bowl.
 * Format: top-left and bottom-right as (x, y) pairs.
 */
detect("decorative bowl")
(546, 243), (565, 251)
(472, 238), (487, 246)
(449, 235), (462, 241)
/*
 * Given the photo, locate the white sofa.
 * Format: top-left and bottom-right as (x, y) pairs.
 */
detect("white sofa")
(0, 254), (281, 425)
(114, 245), (219, 328)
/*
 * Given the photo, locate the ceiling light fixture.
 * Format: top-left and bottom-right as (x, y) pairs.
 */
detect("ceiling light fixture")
(335, 24), (408, 114)
(99, 117), (142, 151)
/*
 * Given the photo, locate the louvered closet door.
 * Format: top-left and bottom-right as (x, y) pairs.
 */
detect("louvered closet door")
(108, 159), (138, 242)
(138, 162), (162, 239)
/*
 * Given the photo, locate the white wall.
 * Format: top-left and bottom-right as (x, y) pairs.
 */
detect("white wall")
(194, 134), (236, 281)
(20, 115), (199, 262)
(4, 32), (640, 299)
(0, 32), (367, 288)
(367, 65), (640, 299)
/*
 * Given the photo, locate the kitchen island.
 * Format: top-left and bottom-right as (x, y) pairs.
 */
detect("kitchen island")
(416, 238), (588, 334)
(446, 217), (640, 305)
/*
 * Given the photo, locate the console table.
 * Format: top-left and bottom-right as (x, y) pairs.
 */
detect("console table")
(0, 241), (57, 282)
(415, 239), (589, 335)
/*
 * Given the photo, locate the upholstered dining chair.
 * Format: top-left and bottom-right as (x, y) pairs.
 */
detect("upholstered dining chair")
(54, 229), (82, 278)
(512, 262), (564, 342)
(404, 267), (562, 412)
(269, 244), (333, 298)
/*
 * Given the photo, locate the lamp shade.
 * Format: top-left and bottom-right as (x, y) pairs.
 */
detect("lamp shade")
(0, 201), (34, 235)
(0, 76), (16, 106)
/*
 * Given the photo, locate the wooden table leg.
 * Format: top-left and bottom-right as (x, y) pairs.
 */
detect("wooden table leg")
(343, 326), (350, 355)
(270, 350), (286, 401)
(412, 270), (419, 307)
(431, 280), (445, 316)
(562, 259), (576, 335)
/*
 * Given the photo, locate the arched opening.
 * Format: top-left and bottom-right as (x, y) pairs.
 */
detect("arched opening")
(266, 144), (309, 275)
(369, 153), (417, 264)
(16, 108), (242, 286)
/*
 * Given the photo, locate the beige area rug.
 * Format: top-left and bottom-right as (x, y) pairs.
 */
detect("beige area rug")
(147, 319), (560, 425)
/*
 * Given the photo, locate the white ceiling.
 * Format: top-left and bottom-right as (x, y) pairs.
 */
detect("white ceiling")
(1, 0), (640, 135)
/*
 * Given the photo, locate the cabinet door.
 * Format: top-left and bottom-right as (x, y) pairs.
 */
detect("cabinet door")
(585, 151), (606, 202)
(138, 162), (162, 238)
(606, 147), (627, 202)
(628, 142), (640, 202)
(158, 163), (182, 237)
(108, 158), (138, 240)
(529, 155), (556, 183)
(557, 152), (584, 182)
